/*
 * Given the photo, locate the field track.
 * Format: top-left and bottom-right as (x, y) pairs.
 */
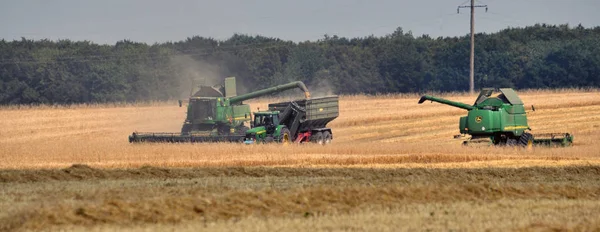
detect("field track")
(1, 89), (599, 231)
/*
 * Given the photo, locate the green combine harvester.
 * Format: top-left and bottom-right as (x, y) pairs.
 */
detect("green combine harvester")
(418, 88), (573, 147)
(129, 77), (313, 143)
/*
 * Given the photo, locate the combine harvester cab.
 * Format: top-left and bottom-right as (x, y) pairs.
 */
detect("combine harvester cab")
(418, 88), (573, 147)
(129, 77), (312, 143)
(244, 96), (339, 145)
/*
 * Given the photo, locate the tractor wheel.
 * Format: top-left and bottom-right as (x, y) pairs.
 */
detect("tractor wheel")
(323, 131), (332, 145)
(519, 132), (534, 148)
(279, 128), (291, 144)
(312, 132), (324, 145)
(264, 136), (275, 143)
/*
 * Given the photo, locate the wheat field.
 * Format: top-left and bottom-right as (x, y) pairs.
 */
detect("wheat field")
(1, 89), (600, 231)
(1, 89), (599, 169)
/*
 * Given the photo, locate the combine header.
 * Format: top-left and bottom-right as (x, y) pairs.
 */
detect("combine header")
(129, 77), (312, 143)
(418, 88), (573, 147)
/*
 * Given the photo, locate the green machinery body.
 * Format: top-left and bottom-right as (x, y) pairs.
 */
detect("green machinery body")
(244, 96), (340, 144)
(244, 111), (289, 143)
(129, 77), (311, 143)
(418, 88), (573, 147)
(181, 77), (310, 136)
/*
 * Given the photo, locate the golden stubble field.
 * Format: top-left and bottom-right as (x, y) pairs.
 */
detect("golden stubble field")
(1, 89), (600, 231)
(1, 89), (600, 169)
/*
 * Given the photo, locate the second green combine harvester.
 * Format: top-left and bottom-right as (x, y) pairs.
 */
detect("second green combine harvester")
(418, 88), (573, 147)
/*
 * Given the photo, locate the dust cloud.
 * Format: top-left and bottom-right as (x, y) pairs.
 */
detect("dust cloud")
(128, 55), (231, 133)
(308, 78), (336, 98)
(168, 55), (226, 99)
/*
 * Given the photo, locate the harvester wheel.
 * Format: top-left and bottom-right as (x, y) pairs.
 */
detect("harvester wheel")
(312, 132), (324, 145)
(323, 131), (332, 145)
(181, 124), (192, 135)
(506, 138), (518, 147)
(519, 132), (534, 148)
(279, 128), (291, 144)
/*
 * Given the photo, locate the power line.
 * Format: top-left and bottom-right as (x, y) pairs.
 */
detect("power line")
(458, 0), (488, 95)
(0, 14), (459, 66)
(2, 1), (365, 44)
(0, 41), (292, 65)
(0, 2), (475, 66)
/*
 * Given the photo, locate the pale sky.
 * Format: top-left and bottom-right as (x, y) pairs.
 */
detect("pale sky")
(1, 0), (598, 44)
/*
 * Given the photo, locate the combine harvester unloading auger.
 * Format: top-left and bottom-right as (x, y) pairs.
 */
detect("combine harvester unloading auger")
(129, 77), (339, 144)
(418, 88), (573, 147)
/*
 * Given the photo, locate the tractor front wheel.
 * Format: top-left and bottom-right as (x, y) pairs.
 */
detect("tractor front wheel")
(279, 128), (291, 144)
(264, 136), (275, 143)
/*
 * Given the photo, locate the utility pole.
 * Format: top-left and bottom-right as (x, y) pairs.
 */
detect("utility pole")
(458, 0), (487, 95)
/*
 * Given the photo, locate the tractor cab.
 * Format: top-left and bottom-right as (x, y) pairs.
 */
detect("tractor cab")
(252, 111), (281, 135)
(245, 111), (286, 144)
(252, 111), (280, 128)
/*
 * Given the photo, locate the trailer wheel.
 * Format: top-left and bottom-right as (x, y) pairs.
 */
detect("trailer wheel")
(312, 132), (324, 145)
(323, 131), (332, 145)
(279, 128), (291, 144)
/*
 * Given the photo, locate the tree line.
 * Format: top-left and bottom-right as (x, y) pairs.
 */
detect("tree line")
(1, 23), (599, 104)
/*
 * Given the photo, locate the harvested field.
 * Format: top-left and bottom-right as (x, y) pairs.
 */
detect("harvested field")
(1, 89), (599, 170)
(1, 165), (599, 231)
(1, 89), (599, 231)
